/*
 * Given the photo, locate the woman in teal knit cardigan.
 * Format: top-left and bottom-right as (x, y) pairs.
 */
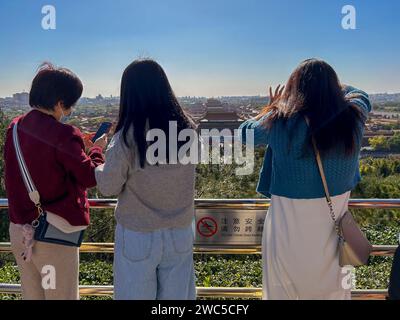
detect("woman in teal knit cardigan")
(239, 59), (372, 300)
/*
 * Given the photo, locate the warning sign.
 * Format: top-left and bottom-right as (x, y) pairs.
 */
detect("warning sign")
(197, 217), (218, 238)
(195, 209), (266, 245)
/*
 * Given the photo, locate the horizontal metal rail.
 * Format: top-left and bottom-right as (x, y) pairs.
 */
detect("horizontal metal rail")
(0, 284), (388, 300)
(0, 198), (400, 210)
(0, 243), (397, 255)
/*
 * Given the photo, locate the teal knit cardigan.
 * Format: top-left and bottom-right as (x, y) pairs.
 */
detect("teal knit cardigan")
(239, 86), (372, 199)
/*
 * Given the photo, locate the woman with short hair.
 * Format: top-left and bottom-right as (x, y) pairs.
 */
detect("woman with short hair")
(4, 63), (106, 300)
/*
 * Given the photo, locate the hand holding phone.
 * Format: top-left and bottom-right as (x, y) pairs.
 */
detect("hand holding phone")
(92, 122), (112, 142)
(93, 134), (108, 150)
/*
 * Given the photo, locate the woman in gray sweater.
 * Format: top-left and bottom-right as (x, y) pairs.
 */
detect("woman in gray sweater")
(95, 59), (197, 300)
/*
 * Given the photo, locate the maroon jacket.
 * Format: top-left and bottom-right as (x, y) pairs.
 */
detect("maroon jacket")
(4, 109), (105, 226)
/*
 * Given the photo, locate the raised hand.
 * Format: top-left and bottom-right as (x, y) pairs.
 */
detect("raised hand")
(268, 84), (285, 105)
(254, 85), (285, 120)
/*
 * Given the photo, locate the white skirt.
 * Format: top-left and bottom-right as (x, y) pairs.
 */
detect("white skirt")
(262, 191), (353, 300)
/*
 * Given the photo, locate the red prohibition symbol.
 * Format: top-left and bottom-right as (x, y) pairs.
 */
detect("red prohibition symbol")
(197, 217), (218, 238)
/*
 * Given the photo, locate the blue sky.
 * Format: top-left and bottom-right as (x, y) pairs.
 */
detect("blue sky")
(0, 0), (399, 97)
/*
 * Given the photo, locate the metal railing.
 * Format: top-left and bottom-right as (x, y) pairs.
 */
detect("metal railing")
(1, 198), (398, 300)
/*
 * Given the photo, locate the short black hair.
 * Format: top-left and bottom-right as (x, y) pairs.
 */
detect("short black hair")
(29, 62), (83, 110)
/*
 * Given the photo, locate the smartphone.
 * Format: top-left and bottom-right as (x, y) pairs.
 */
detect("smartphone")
(92, 122), (112, 142)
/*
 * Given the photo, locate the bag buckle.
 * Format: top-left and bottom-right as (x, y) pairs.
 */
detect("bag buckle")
(31, 203), (44, 229)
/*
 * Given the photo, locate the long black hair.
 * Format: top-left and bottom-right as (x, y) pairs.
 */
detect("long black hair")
(261, 58), (366, 156)
(116, 59), (195, 167)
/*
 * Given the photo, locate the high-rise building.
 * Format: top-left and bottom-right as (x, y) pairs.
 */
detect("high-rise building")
(12, 92), (29, 106)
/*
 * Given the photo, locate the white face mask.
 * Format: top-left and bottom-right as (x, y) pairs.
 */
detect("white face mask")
(60, 108), (73, 123)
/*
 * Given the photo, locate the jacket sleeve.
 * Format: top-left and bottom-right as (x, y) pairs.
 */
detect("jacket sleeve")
(238, 112), (272, 147)
(343, 85), (372, 118)
(95, 132), (131, 196)
(55, 125), (105, 189)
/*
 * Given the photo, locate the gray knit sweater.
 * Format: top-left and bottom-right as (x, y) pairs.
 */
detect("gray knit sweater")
(95, 128), (195, 232)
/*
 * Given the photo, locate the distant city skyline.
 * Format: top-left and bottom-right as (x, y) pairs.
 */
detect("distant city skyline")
(1, 90), (400, 100)
(2, 90), (400, 101)
(0, 0), (399, 97)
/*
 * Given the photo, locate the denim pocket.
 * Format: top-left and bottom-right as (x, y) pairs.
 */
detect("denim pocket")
(171, 225), (194, 254)
(122, 228), (153, 262)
